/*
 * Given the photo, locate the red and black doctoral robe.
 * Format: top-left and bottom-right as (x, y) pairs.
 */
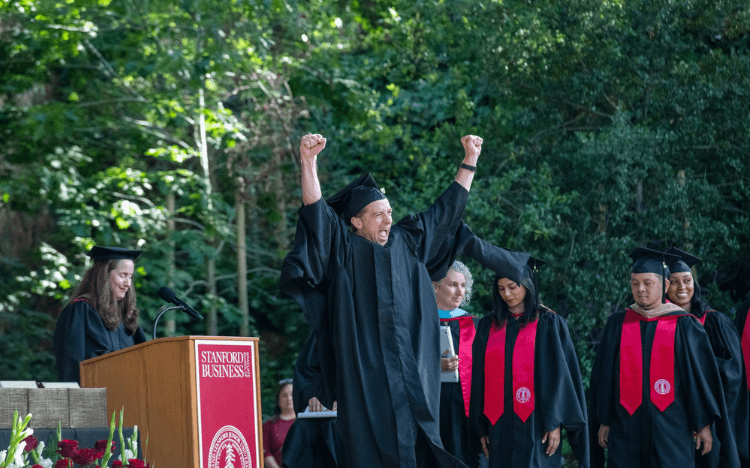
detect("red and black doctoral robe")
(590, 305), (740, 468)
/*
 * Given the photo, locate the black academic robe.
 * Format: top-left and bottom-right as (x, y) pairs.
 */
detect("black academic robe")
(694, 310), (748, 468)
(53, 300), (147, 383)
(470, 310), (589, 468)
(439, 312), (481, 468)
(283, 332), (347, 468)
(280, 182), (470, 468)
(734, 301), (750, 468)
(590, 308), (740, 468)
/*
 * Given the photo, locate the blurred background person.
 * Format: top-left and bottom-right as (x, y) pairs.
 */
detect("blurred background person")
(264, 379), (296, 468)
(54, 245), (146, 383)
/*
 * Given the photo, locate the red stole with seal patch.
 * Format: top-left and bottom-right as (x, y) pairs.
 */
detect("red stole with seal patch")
(440, 316), (476, 417)
(619, 308), (687, 414)
(484, 317), (538, 424)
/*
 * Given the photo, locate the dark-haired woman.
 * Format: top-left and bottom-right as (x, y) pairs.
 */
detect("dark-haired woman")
(54, 246), (147, 383)
(263, 380), (296, 468)
(470, 255), (589, 468)
(666, 247), (748, 468)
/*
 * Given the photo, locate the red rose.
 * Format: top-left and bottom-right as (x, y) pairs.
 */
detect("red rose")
(23, 434), (39, 452)
(71, 447), (101, 466)
(56, 439), (79, 458)
(55, 459), (74, 468)
(113, 461), (124, 468)
(94, 439), (116, 454)
(127, 459), (151, 468)
(32, 465), (44, 468)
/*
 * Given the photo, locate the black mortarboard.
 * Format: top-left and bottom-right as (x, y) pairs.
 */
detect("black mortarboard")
(629, 246), (679, 275)
(665, 246), (700, 274)
(326, 172), (387, 225)
(490, 249), (546, 285)
(86, 246), (142, 263)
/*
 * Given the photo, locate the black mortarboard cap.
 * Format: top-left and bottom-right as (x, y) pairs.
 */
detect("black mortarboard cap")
(629, 246), (680, 276)
(665, 246), (700, 274)
(87, 246), (142, 263)
(326, 172), (387, 226)
(490, 249), (546, 284)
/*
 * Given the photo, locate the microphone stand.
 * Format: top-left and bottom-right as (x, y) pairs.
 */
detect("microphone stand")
(153, 305), (183, 341)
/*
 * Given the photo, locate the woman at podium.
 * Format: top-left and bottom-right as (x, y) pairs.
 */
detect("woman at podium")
(53, 245), (147, 383)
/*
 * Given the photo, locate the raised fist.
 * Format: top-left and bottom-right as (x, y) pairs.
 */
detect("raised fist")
(461, 135), (483, 159)
(300, 133), (327, 161)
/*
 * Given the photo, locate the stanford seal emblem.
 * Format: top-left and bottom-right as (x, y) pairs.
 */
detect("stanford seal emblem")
(208, 425), (253, 468)
(654, 379), (671, 395)
(515, 387), (531, 404)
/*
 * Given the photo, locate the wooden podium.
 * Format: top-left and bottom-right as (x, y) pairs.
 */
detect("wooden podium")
(80, 336), (263, 468)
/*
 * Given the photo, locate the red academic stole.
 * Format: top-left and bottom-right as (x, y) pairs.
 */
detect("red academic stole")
(697, 310), (715, 326)
(741, 306), (750, 388)
(440, 316), (476, 417)
(619, 309), (688, 414)
(484, 318), (538, 424)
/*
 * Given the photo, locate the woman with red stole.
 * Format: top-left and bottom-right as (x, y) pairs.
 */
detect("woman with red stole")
(434, 260), (482, 468)
(665, 246), (748, 468)
(470, 254), (589, 468)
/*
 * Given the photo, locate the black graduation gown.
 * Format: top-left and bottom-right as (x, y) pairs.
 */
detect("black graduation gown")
(280, 182), (470, 468)
(439, 312), (481, 468)
(469, 310), (589, 468)
(694, 310), (748, 468)
(590, 309), (740, 468)
(283, 332), (347, 468)
(53, 300), (147, 383)
(734, 301), (750, 468)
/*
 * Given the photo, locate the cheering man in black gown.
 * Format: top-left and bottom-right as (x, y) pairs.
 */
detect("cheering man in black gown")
(280, 133), (482, 468)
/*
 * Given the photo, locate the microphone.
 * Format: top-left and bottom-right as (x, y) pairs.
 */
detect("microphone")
(158, 286), (203, 321)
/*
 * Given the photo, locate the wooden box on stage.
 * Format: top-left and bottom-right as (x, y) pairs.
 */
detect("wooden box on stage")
(81, 336), (263, 468)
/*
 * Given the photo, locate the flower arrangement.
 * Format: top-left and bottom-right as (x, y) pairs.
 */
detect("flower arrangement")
(1, 410), (150, 468)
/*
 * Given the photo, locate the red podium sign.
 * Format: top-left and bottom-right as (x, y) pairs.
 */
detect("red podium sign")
(195, 339), (261, 468)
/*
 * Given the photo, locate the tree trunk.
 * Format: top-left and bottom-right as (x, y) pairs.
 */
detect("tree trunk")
(236, 182), (249, 336)
(198, 86), (218, 335)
